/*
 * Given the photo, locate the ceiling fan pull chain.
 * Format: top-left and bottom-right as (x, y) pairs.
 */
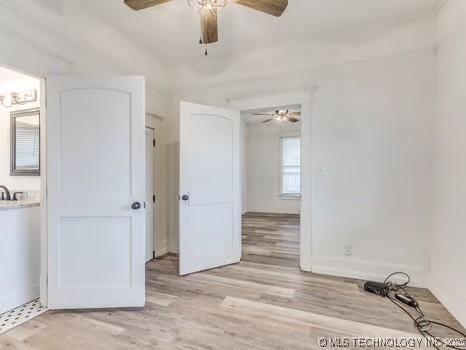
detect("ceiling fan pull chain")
(197, 24), (208, 56)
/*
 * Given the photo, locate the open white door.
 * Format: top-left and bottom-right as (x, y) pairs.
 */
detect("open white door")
(46, 77), (145, 309)
(179, 101), (241, 275)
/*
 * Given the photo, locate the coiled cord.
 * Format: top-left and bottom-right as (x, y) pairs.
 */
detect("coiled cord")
(383, 272), (466, 350)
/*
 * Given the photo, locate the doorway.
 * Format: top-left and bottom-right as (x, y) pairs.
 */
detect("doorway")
(177, 94), (313, 275)
(0, 65), (44, 333)
(240, 105), (302, 268)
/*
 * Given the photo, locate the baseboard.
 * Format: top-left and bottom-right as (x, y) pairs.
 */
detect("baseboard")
(311, 257), (428, 287)
(155, 240), (168, 258)
(168, 247), (179, 254)
(0, 285), (40, 314)
(429, 272), (466, 328)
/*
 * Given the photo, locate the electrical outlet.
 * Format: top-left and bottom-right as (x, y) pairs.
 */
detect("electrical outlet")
(344, 244), (353, 256)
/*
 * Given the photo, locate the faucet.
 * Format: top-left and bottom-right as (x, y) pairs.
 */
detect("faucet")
(0, 185), (11, 200)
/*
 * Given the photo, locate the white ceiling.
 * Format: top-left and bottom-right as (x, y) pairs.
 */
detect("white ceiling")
(0, 0), (439, 93)
(86, 0), (439, 65)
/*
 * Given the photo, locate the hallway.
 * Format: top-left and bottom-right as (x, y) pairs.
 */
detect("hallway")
(242, 212), (300, 268)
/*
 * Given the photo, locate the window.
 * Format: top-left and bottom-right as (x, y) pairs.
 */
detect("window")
(281, 136), (301, 196)
(16, 125), (40, 169)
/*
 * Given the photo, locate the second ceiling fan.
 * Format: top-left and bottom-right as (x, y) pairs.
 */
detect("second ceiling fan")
(252, 109), (301, 123)
(124, 0), (288, 50)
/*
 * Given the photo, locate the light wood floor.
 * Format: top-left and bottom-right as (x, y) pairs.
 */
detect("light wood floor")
(1, 213), (464, 349)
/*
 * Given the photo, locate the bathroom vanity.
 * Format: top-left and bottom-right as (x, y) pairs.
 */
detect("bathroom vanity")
(0, 201), (40, 314)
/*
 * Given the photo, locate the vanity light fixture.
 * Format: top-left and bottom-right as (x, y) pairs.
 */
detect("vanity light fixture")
(0, 89), (37, 108)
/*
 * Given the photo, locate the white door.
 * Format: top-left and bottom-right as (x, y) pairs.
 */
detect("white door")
(145, 127), (155, 262)
(179, 101), (241, 275)
(46, 77), (146, 309)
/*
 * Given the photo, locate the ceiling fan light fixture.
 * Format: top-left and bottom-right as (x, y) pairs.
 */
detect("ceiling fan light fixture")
(187, 0), (228, 14)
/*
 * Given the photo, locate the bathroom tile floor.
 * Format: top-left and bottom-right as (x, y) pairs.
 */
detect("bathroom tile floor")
(0, 299), (46, 335)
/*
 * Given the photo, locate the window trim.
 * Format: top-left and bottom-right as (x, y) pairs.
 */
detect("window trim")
(279, 135), (301, 198)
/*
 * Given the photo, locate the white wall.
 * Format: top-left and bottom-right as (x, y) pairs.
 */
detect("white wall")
(0, 4), (172, 257)
(1, 0), (447, 300)
(245, 121), (301, 214)
(0, 69), (41, 192)
(167, 52), (435, 274)
(311, 54), (434, 286)
(165, 15), (437, 144)
(430, 0), (466, 327)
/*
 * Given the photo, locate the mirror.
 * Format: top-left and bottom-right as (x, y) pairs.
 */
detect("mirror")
(10, 108), (40, 176)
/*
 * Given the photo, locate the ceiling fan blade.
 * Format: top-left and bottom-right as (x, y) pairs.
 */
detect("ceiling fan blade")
(252, 113), (273, 116)
(287, 117), (299, 123)
(288, 112), (301, 116)
(235, 0), (288, 17)
(262, 118), (274, 123)
(201, 9), (219, 44)
(124, 0), (172, 10)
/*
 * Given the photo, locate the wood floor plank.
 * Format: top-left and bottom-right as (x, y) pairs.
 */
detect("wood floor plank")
(221, 296), (422, 338)
(1, 213), (464, 349)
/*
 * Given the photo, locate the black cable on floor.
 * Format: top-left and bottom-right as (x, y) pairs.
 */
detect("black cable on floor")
(383, 272), (466, 350)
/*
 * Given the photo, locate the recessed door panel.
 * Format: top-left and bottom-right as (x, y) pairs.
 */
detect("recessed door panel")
(59, 217), (132, 288)
(188, 115), (233, 205)
(59, 89), (131, 197)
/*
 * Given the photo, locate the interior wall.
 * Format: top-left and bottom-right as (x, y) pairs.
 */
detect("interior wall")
(0, 13), (172, 256)
(167, 52), (435, 285)
(159, 15), (439, 256)
(245, 121), (301, 214)
(1, 0), (442, 295)
(430, 0), (466, 327)
(0, 68), (41, 193)
(311, 53), (434, 286)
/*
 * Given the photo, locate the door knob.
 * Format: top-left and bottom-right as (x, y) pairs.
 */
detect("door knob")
(131, 201), (142, 210)
(181, 194), (189, 201)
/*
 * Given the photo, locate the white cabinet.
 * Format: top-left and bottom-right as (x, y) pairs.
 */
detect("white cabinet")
(0, 207), (40, 314)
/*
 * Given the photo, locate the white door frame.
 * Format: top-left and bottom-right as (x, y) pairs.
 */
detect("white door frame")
(230, 90), (315, 272)
(145, 113), (169, 258)
(145, 126), (155, 262)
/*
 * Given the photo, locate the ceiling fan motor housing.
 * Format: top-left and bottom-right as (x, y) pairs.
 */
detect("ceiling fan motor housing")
(187, 0), (228, 14)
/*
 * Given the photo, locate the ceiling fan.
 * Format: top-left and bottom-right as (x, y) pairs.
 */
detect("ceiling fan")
(124, 0), (288, 53)
(252, 109), (301, 123)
